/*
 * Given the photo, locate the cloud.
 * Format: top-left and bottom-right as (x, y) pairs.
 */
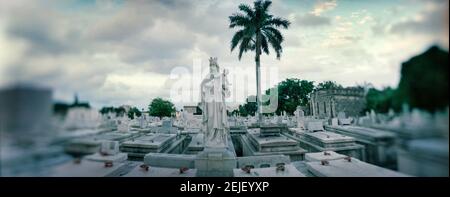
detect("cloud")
(390, 0), (448, 36)
(0, 0), (245, 108)
(320, 18), (360, 47)
(387, 0), (448, 49)
(5, 6), (79, 57)
(86, 4), (156, 42)
(311, 0), (337, 16)
(296, 14), (331, 26)
(371, 22), (387, 36)
(0, 0), (446, 109)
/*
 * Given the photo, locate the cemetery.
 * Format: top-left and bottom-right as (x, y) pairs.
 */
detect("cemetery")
(1, 54), (447, 178)
(0, 0), (448, 178)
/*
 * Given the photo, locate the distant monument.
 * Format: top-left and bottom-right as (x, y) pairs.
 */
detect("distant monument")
(195, 57), (236, 177)
(309, 87), (365, 118)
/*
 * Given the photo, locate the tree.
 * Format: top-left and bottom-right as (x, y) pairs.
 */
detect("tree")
(148, 98), (175, 118)
(235, 96), (259, 117)
(316, 81), (343, 90)
(365, 87), (400, 113)
(364, 46), (449, 114)
(99, 106), (115, 115)
(355, 82), (374, 95)
(194, 102), (203, 115)
(54, 99), (90, 116)
(114, 107), (126, 117)
(53, 102), (70, 116)
(231, 109), (240, 116)
(238, 97), (258, 117)
(229, 0), (290, 123)
(127, 107), (142, 119)
(264, 78), (314, 115)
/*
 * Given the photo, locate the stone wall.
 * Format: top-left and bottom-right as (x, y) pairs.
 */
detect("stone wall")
(334, 95), (366, 117)
(309, 88), (366, 118)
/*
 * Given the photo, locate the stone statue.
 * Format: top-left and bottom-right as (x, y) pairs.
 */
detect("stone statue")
(200, 57), (230, 148)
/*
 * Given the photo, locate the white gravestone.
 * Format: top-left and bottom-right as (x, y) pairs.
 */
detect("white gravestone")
(294, 107), (305, 129)
(85, 140), (127, 163)
(100, 140), (119, 155)
(307, 121), (324, 132)
(338, 112), (352, 125)
(117, 117), (130, 132)
(329, 118), (339, 126)
(139, 113), (146, 129)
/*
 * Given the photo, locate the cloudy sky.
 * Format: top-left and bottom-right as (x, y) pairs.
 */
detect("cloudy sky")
(0, 0), (448, 109)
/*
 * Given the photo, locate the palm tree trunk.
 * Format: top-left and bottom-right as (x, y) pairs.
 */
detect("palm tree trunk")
(255, 31), (262, 125)
(256, 53), (262, 124)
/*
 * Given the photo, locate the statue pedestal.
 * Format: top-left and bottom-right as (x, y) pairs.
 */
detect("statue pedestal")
(195, 147), (236, 177)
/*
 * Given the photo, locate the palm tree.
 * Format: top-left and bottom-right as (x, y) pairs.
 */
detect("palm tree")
(229, 0), (290, 124)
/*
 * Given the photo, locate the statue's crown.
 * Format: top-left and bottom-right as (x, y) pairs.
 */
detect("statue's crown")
(209, 57), (218, 68)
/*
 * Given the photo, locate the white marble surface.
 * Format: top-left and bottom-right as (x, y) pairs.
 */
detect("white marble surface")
(304, 131), (354, 143)
(248, 129), (298, 147)
(123, 165), (197, 177)
(306, 121), (324, 132)
(233, 164), (306, 177)
(305, 151), (347, 162)
(49, 160), (125, 177)
(85, 152), (127, 163)
(328, 125), (396, 138)
(121, 134), (176, 148)
(306, 158), (409, 177)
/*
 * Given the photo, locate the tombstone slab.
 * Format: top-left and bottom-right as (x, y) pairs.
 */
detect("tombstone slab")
(306, 157), (409, 177)
(329, 118), (338, 126)
(144, 153), (196, 168)
(100, 141), (119, 155)
(123, 165), (197, 177)
(307, 121), (324, 132)
(233, 164), (306, 177)
(85, 152), (128, 163)
(195, 148), (237, 177)
(305, 151), (347, 162)
(338, 118), (352, 125)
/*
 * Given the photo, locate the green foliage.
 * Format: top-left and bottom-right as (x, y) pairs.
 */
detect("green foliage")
(99, 106), (115, 114)
(194, 102), (203, 115)
(100, 106), (142, 118)
(53, 102), (70, 116)
(364, 45), (449, 113)
(365, 87), (400, 113)
(229, 0), (290, 60)
(100, 106), (127, 117)
(316, 81), (343, 90)
(127, 107), (142, 119)
(238, 96), (258, 116)
(53, 100), (90, 116)
(237, 78), (314, 116)
(114, 107), (126, 116)
(264, 78), (315, 115)
(229, 0), (290, 121)
(148, 98), (175, 118)
(396, 46), (449, 113)
(230, 109), (240, 116)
